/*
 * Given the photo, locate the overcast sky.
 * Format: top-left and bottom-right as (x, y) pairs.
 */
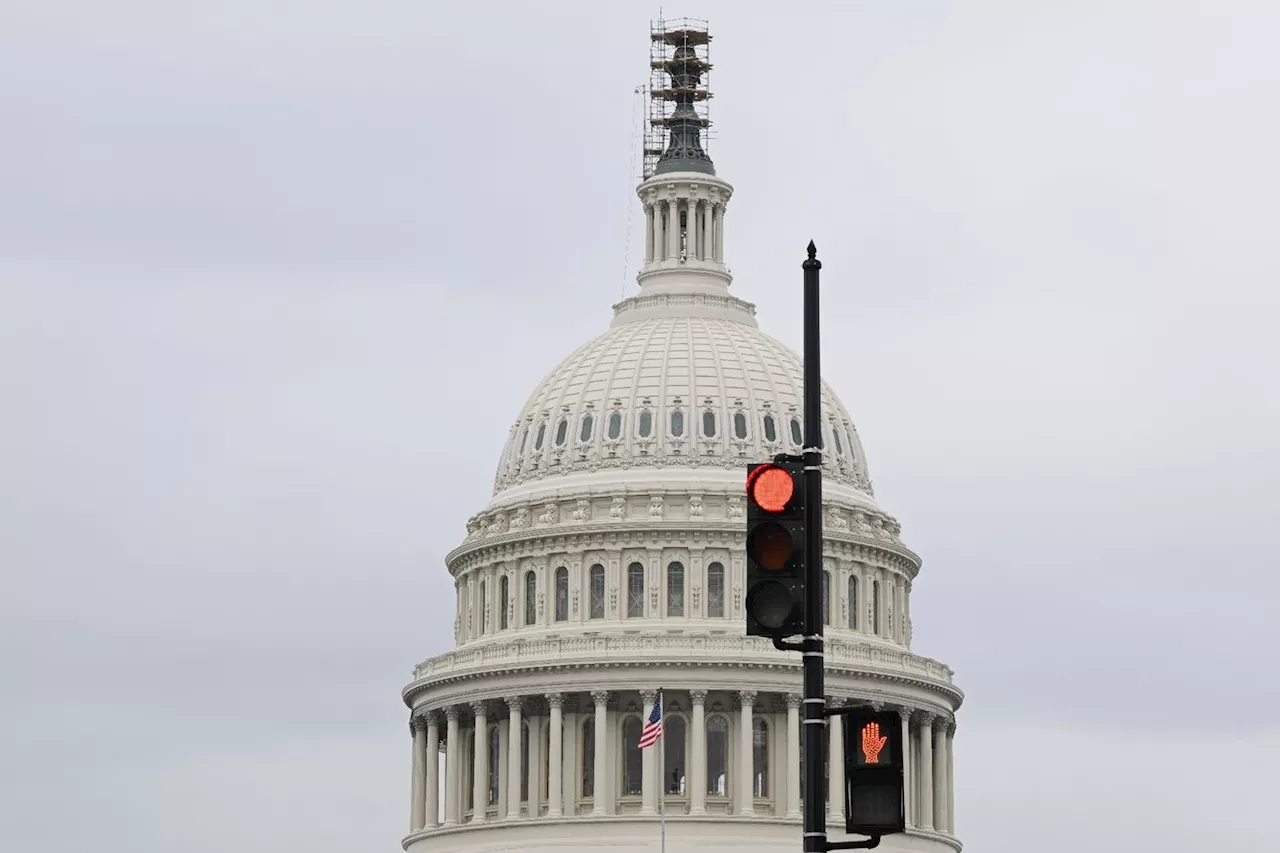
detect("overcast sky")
(4, 1), (1278, 851)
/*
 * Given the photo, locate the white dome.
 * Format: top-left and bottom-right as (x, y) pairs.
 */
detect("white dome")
(490, 295), (875, 508)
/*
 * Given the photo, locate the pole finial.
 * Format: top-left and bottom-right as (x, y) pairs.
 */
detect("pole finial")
(803, 240), (821, 270)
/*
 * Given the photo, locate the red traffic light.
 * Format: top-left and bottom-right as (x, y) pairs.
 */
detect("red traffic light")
(747, 465), (795, 512)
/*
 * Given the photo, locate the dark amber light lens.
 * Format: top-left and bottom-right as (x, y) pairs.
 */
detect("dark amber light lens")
(746, 580), (794, 629)
(749, 466), (794, 512)
(749, 522), (792, 571)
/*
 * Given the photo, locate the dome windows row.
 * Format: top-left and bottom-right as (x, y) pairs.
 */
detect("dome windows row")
(501, 398), (862, 477)
(455, 558), (912, 647)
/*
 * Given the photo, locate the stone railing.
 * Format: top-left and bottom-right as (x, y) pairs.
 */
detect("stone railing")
(409, 633), (954, 686)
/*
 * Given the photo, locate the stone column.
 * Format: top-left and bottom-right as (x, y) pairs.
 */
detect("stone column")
(934, 721), (949, 833)
(667, 198), (680, 261)
(644, 203), (654, 263)
(689, 690), (708, 815)
(826, 698), (844, 823)
(443, 706), (460, 826)
(700, 200), (711, 261)
(496, 720), (508, 817)
(425, 714), (440, 828)
(946, 719), (956, 834)
(897, 708), (912, 829)
(785, 694), (802, 818)
(546, 694), (564, 817)
(713, 203), (725, 262)
(655, 199), (666, 262)
(506, 699), (523, 819)
(917, 714), (934, 830)
(471, 702), (489, 823)
(410, 716), (427, 832)
(737, 691), (756, 815)
(591, 691), (610, 815)
(640, 690), (658, 815)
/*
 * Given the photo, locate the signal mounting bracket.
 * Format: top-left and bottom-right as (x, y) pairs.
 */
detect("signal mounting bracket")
(824, 837), (882, 851)
(771, 636), (804, 653)
(772, 452), (803, 465)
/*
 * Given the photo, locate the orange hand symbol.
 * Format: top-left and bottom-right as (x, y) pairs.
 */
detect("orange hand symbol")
(861, 722), (888, 764)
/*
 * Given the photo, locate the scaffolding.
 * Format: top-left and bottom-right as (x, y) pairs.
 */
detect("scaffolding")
(642, 17), (713, 180)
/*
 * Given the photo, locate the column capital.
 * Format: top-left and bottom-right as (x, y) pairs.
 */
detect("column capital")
(505, 696), (524, 713)
(470, 700), (489, 718)
(916, 711), (936, 727)
(590, 690), (610, 705)
(737, 690), (757, 707)
(935, 717), (953, 741)
(897, 706), (914, 722)
(945, 716), (957, 735)
(689, 689), (708, 705)
(545, 692), (564, 709)
(640, 689), (659, 704)
(409, 714), (424, 736)
(444, 704), (461, 722)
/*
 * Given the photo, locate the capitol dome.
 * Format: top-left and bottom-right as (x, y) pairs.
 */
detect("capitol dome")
(400, 18), (961, 853)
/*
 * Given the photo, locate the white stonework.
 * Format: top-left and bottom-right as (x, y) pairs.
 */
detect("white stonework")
(400, 44), (963, 853)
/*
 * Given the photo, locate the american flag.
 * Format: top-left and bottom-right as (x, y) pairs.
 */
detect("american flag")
(638, 694), (663, 749)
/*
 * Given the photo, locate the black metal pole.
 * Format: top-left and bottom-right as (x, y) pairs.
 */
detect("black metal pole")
(801, 240), (827, 853)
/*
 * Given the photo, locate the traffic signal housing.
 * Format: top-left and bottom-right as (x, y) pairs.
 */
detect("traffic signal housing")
(743, 461), (805, 638)
(842, 709), (906, 837)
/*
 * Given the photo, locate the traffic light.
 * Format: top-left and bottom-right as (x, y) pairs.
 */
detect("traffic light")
(841, 709), (906, 837)
(743, 461), (805, 638)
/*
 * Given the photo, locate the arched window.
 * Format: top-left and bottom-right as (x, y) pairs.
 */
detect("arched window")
(589, 564), (605, 619)
(607, 411), (622, 440)
(887, 581), (894, 637)
(671, 409), (685, 437)
(763, 413), (778, 443)
(822, 569), (831, 626)
(639, 409), (653, 438)
(499, 575), (509, 630)
(534, 420), (546, 451)
(554, 567), (569, 622)
(667, 562), (685, 616)
(790, 417), (803, 446)
(479, 580), (487, 633)
(627, 562), (645, 617)
(488, 725), (501, 805)
(706, 562), (725, 617)
(847, 574), (858, 630)
(666, 715), (687, 794)
(706, 715), (729, 795)
(872, 580), (882, 635)
(579, 413), (594, 443)
(702, 410), (717, 438)
(832, 424), (844, 457)
(623, 717), (643, 795)
(524, 570), (537, 626)
(753, 718), (769, 797)
(554, 417), (568, 447)
(517, 426), (528, 455)
(582, 718), (595, 797)
(520, 720), (530, 802)
(733, 411), (748, 439)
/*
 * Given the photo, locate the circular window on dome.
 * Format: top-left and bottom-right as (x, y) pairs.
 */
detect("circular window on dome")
(555, 417), (569, 447)
(789, 417), (802, 447)
(638, 409), (653, 438)
(534, 420), (546, 451)
(607, 411), (622, 440)
(832, 423), (844, 457)
(579, 413), (595, 443)
(733, 412), (748, 440)
(670, 409), (684, 438)
(702, 411), (717, 438)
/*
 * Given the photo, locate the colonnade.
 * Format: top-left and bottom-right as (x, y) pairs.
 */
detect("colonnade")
(643, 197), (725, 264)
(406, 689), (956, 837)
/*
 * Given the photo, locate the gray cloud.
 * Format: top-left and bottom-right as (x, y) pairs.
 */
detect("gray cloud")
(3, 1), (1277, 851)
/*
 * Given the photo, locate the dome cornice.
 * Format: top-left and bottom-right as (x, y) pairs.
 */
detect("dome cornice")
(400, 632), (962, 710)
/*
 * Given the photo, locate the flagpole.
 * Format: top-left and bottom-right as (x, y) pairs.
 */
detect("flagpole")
(658, 689), (666, 853)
